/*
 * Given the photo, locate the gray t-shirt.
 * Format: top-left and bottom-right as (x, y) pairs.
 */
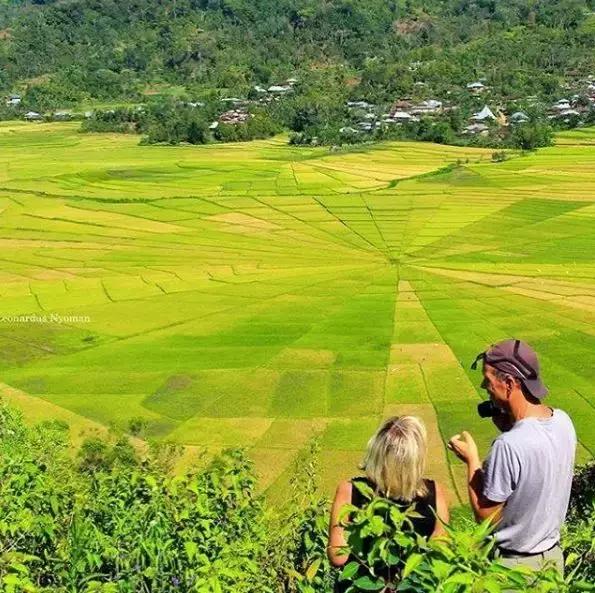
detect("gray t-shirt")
(483, 408), (576, 554)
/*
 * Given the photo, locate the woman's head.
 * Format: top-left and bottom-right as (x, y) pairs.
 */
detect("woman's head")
(361, 416), (427, 502)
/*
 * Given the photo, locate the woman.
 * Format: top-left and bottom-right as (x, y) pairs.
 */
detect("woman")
(327, 416), (449, 587)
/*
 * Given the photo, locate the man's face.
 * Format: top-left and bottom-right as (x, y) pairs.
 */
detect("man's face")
(481, 363), (508, 406)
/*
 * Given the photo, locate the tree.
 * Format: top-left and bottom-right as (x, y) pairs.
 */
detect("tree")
(510, 121), (553, 149)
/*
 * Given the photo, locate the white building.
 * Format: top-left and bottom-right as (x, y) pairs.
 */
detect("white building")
(347, 101), (372, 109)
(471, 105), (496, 122)
(392, 111), (414, 122)
(467, 81), (486, 93)
(24, 111), (42, 121)
(509, 111), (529, 124)
(267, 85), (291, 93)
(463, 123), (489, 135)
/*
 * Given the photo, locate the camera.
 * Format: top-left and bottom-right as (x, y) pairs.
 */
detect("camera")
(477, 400), (504, 418)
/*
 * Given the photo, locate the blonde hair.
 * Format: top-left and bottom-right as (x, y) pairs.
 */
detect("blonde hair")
(360, 416), (428, 502)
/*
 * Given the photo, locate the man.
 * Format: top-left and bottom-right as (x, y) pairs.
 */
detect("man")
(448, 339), (576, 574)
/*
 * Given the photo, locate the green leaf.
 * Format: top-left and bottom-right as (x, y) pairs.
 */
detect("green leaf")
(352, 480), (375, 501)
(565, 551), (579, 566)
(482, 578), (502, 593)
(353, 575), (385, 591)
(402, 553), (423, 578)
(340, 561), (360, 582)
(305, 558), (321, 581)
(184, 540), (198, 561)
(444, 573), (474, 585)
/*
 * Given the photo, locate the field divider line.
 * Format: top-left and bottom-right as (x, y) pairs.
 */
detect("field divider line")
(391, 193), (454, 258)
(310, 197), (392, 258)
(363, 199), (393, 260)
(6, 196), (25, 207)
(0, 256), (79, 277)
(31, 292), (47, 312)
(381, 270), (401, 418)
(10, 213), (374, 258)
(409, 279), (487, 505)
(152, 194), (374, 256)
(418, 363), (463, 506)
(100, 280), (115, 303)
(250, 194), (381, 256)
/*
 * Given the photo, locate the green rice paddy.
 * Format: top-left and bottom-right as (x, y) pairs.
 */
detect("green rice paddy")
(0, 122), (593, 502)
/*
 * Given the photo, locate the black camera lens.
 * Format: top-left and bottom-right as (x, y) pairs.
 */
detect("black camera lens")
(477, 400), (502, 418)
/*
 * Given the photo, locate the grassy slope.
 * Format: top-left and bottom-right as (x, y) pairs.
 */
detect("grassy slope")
(0, 123), (593, 502)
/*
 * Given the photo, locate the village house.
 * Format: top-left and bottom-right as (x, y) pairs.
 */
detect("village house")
(347, 100), (373, 109)
(267, 84), (292, 93)
(466, 81), (486, 93)
(6, 94), (21, 107)
(410, 99), (442, 115)
(552, 98), (572, 112)
(390, 99), (413, 113)
(547, 97), (586, 121)
(53, 111), (71, 120)
(218, 109), (252, 125)
(357, 121), (374, 132)
(389, 111), (417, 123)
(509, 111), (529, 124)
(220, 97), (245, 107)
(463, 123), (489, 135)
(24, 111), (42, 121)
(553, 109), (581, 122)
(471, 105), (496, 122)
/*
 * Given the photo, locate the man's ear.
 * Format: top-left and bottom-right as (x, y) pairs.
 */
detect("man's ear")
(505, 375), (516, 397)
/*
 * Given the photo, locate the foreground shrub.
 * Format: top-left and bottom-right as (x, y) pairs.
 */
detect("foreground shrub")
(0, 403), (593, 592)
(0, 404), (329, 592)
(334, 480), (582, 593)
(563, 461), (595, 585)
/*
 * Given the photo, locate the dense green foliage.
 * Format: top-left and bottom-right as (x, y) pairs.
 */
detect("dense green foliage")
(80, 101), (279, 144)
(1, 0), (595, 145)
(0, 404), (593, 592)
(1, 0), (595, 100)
(0, 404), (330, 593)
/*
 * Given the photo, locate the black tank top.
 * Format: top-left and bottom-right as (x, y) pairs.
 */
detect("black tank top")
(334, 477), (437, 593)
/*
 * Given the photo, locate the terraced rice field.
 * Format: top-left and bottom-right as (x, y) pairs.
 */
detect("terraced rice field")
(0, 121), (593, 502)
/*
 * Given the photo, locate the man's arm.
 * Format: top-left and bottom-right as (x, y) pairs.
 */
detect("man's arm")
(449, 431), (504, 523)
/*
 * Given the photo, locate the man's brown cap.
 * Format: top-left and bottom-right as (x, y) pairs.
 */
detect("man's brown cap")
(472, 338), (548, 399)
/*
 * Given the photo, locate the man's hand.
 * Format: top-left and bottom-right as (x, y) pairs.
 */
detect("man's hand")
(448, 431), (480, 465)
